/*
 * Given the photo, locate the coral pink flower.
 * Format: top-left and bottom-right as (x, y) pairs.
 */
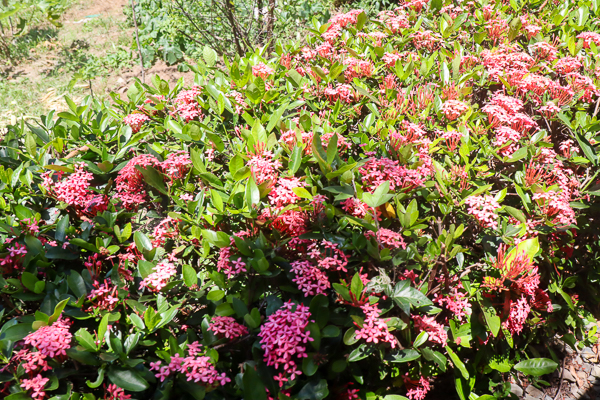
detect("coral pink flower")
(464, 195), (500, 230)
(252, 62), (275, 79)
(412, 315), (448, 345)
(123, 113), (149, 133)
(23, 317), (72, 358)
(115, 154), (161, 209)
(441, 100), (469, 120)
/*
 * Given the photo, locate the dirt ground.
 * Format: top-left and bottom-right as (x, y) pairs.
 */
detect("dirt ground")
(1, 0), (195, 126)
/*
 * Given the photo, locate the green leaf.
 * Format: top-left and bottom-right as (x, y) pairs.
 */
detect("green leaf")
(69, 238), (99, 252)
(86, 367), (105, 388)
(49, 299), (69, 324)
(242, 365), (267, 400)
(55, 215), (69, 242)
(507, 146), (527, 162)
(289, 145), (303, 174)
(514, 358), (558, 376)
(445, 346), (469, 380)
(297, 379), (329, 400)
(506, 237), (539, 266)
(389, 349), (421, 363)
(348, 344), (373, 361)
(76, 328), (98, 352)
(182, 264), (198, 287)
(350, 273), (364, 299)
(68, 271), (87, 298)
(203, 46), (217, 67)
(135, 165), (168, 195)
(207, 289), (225, 301)
(479, 297), (501, 337)
(246, 177), (260, 207)
(107, 367), (150, 392)
(229, 154), (244, 175)
(202, 229), (230, 248)
(386, 280), (433, 313)
(98, 314), (109, 345)
(134, 231), (153, 252)
(1, 323), (32, 341)
(575, 131), (598, 165)
(504, 206), (526, 223)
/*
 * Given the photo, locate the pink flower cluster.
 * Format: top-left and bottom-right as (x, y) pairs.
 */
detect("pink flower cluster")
(149, 341), (230, 386)
(441, 100), (469, 120)
(252, 62), (275, 79)
(354, 302), (397, 347)
(140, 260), (177, 291)
(403, 374), (431, 400)
(0, 242), (27, 274)
(412, 315), (448, 345)
(464, 195), (500, 230)
(152, 216), (180, 247)
(208, 316), (248, 339)
(172, 86), (203, 122)
(366, 228), (407, 250)
(290, 260), (330, 296)
(106, 384), (132, 400)
(217, 245), (247, 279)
(258, 301), (313, 386)
(88, 279), (119, 311)
(24, 317), (72, 358)
(162, 151), (192, 180)
(247, 148), (282, 184)
(41, 163), (107, 215)
(307, 240), (348, 272)
(359, 157), (425, 193)
(115, 154), (160, 209)
(123, 113), (150, 133)
(21, 375), (49, 400)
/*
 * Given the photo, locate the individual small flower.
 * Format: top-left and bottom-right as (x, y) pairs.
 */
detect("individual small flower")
(208, 316), (248, 339)
(123, 113), (149, 133)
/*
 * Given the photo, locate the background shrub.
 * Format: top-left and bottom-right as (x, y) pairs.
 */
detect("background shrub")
(1, 0), (600, 399)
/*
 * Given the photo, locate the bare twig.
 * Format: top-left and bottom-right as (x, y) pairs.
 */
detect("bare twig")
(130, 0), (146, 84)
(553, 343), (566, 400)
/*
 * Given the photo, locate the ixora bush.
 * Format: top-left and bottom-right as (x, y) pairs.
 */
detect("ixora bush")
(2, 0), (600, 398)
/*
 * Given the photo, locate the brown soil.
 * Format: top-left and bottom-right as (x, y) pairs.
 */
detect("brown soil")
(4, 0), (195, 113)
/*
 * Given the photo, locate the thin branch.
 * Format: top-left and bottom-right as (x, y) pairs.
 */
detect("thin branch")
(130, 0), (146, 84)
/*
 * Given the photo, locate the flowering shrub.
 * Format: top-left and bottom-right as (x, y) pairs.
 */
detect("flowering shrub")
(1, 0), (600, 399)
